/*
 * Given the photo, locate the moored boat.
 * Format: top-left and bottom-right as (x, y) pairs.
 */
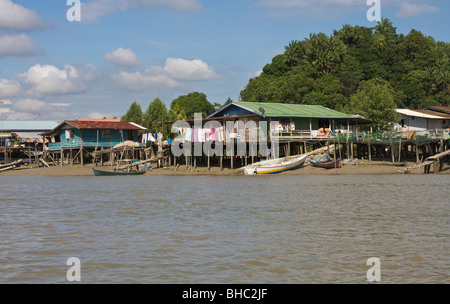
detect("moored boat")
(0, 159), (24, 171)
(342, 158), (358, 165)
(310, 156), (341, 169)
(92, 168), (146, 176)
(243, 154), (308, 175)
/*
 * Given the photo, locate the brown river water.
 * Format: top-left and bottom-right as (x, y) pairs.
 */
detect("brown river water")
(0, 174), (448, 283)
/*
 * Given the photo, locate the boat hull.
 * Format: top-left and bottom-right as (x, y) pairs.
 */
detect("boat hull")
(310, 157), (341, 169)
(243, 154), (308, 175)
(92, 168), (146, 176)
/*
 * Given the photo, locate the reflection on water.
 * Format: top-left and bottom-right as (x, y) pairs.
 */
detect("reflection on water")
(0, 174), (448, 283)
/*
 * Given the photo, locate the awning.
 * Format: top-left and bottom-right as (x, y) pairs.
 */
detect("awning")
(12, 132), (49, 143)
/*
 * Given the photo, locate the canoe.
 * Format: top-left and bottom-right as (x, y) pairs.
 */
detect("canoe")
(310, 156), (341, 169)
(0, 159), (23, 170)
(243, 154), (308, 175)
(92, 168), (146, 176)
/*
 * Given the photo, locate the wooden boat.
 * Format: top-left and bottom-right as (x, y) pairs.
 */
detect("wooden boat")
(92, 168), (146, 176)
(0, 159), (24, 172)
(310, 156), (341, 169)
(243, 154), (308, 175)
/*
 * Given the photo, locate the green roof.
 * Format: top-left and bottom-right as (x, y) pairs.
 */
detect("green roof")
(234, 102), (354, 119)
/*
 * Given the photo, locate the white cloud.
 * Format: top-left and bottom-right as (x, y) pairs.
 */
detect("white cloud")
(105, 47), (139, 67)
(88, 112), (112, 119)
(81, 0), (203, 23)
(0, 98), (12, 105)
(48, 103), (71, 107)
(0, 78), (22, 97)
(0, 33), (41, 56)
(397, 3), (439, 18)
(111, 58), (218, 90)
(13, 98), (47, 113)
(19, 63), (97, 96)
(164, 58), (218, 81)
(112, 68), (181, 90)
(0, 0), (46, 31)
(7, 98), (68, 121)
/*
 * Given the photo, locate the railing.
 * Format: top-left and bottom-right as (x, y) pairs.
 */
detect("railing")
(271, 129), (449, 143)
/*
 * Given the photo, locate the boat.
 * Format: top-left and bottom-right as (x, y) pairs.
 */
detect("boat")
(0, 159), (24, 172)
(243, 154), (308, 175)
(92, 167), (147, 176)
(342, 158), (358, 165)
(310, 156), (341, 169)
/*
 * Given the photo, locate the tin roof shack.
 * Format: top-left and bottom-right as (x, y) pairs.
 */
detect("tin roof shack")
(0, 121), (58, 165)
(42, 119), (147, 166)
(396, 108), (450, 131)
(208, 101), (368, 141)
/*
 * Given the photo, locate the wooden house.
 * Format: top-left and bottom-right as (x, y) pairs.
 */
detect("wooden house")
(0, 120), (58, 164)
(42, 119), (146, 165)
(396, 108), (450, 131)
(207, 101), (368, 141)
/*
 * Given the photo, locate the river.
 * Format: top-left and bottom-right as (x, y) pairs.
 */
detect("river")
(0, 174), (448, 283)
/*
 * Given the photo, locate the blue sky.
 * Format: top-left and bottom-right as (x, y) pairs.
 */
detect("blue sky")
(0, 0), (448, 121)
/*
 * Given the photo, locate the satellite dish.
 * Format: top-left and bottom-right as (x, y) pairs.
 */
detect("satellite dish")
(259, 107), (265, 115)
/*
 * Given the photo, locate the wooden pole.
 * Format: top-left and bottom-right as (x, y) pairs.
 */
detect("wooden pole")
(416, 144), (419, 163)
(80, 129), (84, 166)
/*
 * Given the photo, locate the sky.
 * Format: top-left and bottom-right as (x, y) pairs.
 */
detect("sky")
(0, 0), (448, 122)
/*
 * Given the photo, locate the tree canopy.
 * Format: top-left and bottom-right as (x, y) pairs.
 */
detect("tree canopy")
(169, 92), (215, 119)
(144, 97), (168, 134)
(240, 19), (450, 124)
(121, 101), (143, 124)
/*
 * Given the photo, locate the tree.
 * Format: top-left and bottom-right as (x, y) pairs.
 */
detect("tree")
(349, 79), (399, 131)
(122, 101), (143, 124)
(144, 97), (168, 132)
(168, 103), (187, 121)
(170, 92), (215, 119)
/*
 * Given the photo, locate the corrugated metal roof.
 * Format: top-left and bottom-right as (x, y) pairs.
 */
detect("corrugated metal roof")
(396, 109), (449, 119)
(0, 121), (59, 131)
(66, 120), (146, 130)
(231, 102), (356, 119)
(424, 106), (450, 115)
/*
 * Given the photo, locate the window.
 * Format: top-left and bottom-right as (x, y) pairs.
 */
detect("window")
(101, 130), (111, 138)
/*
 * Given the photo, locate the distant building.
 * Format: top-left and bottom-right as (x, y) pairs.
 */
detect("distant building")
(0, 121), (59, 163)
(396, 108), (450, 131)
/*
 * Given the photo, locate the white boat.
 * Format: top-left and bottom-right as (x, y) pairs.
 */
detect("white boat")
(243, 154), (308, 175)
(342, 158), (358, 165)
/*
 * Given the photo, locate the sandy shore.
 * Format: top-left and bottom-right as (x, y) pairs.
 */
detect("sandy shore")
(1, 160), (448, 176)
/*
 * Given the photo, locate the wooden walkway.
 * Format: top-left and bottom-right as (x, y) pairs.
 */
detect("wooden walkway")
(400, 149), (450, 174)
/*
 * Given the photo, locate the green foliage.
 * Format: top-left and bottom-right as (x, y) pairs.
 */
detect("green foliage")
(349, 79), (400, 131)
(144, 98), (168, 134)
(169, 92), (215, 119)
(121, 101), (143, 124)
(240, 19), (449, 117)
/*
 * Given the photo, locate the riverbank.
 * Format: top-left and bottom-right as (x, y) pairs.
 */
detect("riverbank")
(1, 160), (449, 176)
